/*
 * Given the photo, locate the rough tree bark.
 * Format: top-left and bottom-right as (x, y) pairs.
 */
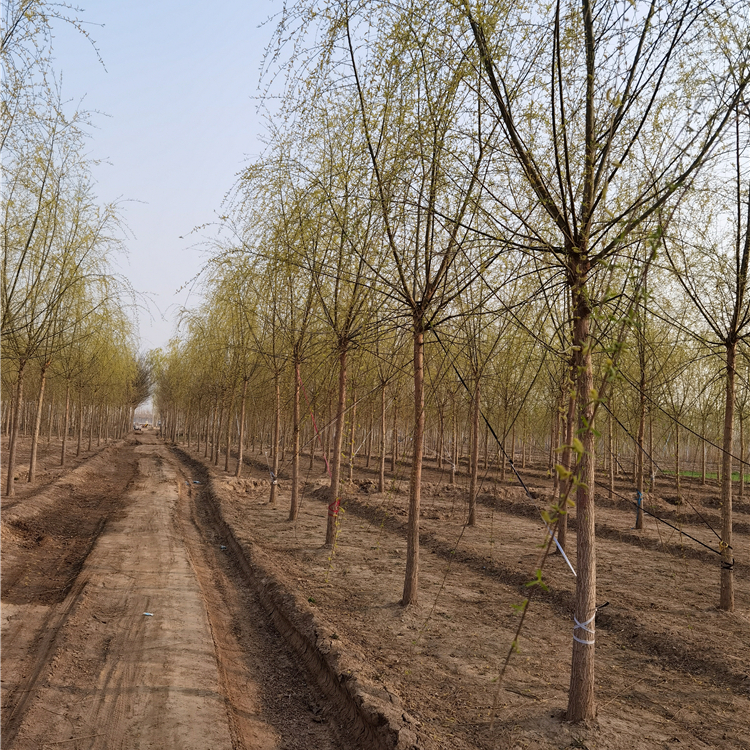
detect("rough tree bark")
(60, 380), (71, 467)
(402, 322), (425, 606)
(269, 371), (281, 506)
(5, 362), (26, 496)
(236, 379), (248, 478)
(326, 347), (348, 545)
(289, 360), (302, 521)
(720, 339), (736, 611)
(567, 257), (597, 722)
(468, 378), (480, 526)
(379, 383), (386, 492)
(28, 363), (48, 483)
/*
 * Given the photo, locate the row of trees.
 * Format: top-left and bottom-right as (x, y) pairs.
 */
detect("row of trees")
(154, 0), (749, 724)
(154, 311), (750, 488)
(1, 2), (150, 494)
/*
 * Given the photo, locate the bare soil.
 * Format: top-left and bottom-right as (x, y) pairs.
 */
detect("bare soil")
(1, 433), (349, 749)
(200, 445), (750, 750)
(3, 433), (749, 749)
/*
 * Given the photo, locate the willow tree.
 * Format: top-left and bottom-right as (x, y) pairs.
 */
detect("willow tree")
(343, 1), (505, 604)
(283, 101), (387, 543)
(222, 139), (332, 517)
(460, 0), (750, 722)
(452, 260), (532, 525)
(736, 357), (750, 499)
(2, 100), (123, 492)
(662, 106), (750, 610)
(2, 3), (105, 488)
(202, 261), (261, 478)
(1, 0), (101, 163)
(271, 197), (319, 523)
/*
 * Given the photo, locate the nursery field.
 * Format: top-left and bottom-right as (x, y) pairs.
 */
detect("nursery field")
(2, 430), (749, 749)
(6, 2), (750, 747)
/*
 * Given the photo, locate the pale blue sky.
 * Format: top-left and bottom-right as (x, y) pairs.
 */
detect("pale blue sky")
(51, 1), (278, 351)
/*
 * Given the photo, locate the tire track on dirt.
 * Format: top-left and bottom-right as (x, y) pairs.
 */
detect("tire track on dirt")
(4, 442), (237, 750)
(1, 568), (92, 746)
(173, 460), (291, 750)
(1, 447), (139, 604)
(1, 446), (139, 746)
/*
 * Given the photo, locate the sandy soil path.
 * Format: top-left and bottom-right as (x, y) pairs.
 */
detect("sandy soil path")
(2, 434), (345, 750)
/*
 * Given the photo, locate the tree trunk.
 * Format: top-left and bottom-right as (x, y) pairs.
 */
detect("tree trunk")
(96, 403), (102, 447)
(251, 417), (256, 454)
(225, 382), (236, 472)
(450, 401), (457, 485)
(2, 396), (12, 436)
(391, 401), (398, 474)
(379, 382), (386, 492)
(567, 263), (597, 723)
(675, 423), (681, 497)
(468, 378), (480, 526)
(236, 380), (248, 478)
(324, 400), (332, 474)
(348, 388), (356, 483)
(402, 323), (424, 606)
(500, 417), (507, 482)
(608, 409), (614, 501)
(289, 362), (301, 521)
(5, 362), (26, 497)
(740, 413), (745, 500)
(76, 391), (84, 457)
(437, 408), (444, 470)
(209, 400), (218, 460)
(551, 395), (561, 499)
(215, 395), (225, 466)
(717, 442), (722, 484)
(635, 368), (646, 529)
(61, 381), (71, 467)
(28, 365), (48, 483)
(269, 371), (281, 506)
(87, 403), (94, 451)
(550, 397), (560, 472)
(720, 340), (736, 611)
(326, 347), (347, 545)
(648, 407), (655, 490)
(484, 420), (490, 470)
(558, 385), (575, 553)
(366, 406), (373, 468)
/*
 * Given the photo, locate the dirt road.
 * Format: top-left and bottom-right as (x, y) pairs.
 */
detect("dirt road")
(2, 434), (346, 750)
